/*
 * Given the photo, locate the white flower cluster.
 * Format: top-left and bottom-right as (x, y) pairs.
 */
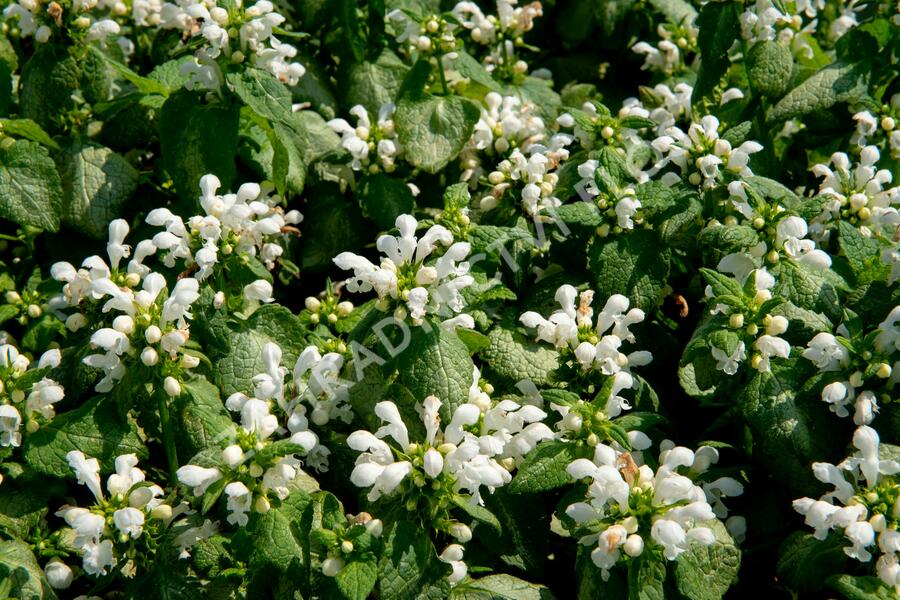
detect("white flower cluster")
(480, 133), (573, 219)
(328, 104), (402, 174)
(153, 0), (305, 90)
(520, 285), (652, 383)
(652, 115), (763, 189)
(852, 95), (900, 160)
(0, 345), (63, 456)
(178, 344), (327, 526)
(349, 395), (517, 505)
(2, 0), (131, 53)
(563, 440), (743, 580)
(54, 451), (180, 585)
(802, 306), (900, 425)
(148, 174), (301, 281)
(576, 160), (642, 231)
(811, 146), (899, 238)
(459, 92), (546, 184)
(49, 220), (202, 394)
(334, 214), (475, 325)
(451, 0), (543, 76)
(793, 426), (900, 593)
(632, 21), (698, 76)
(705, 267), (791, 375)
(739, 0), (819, 58)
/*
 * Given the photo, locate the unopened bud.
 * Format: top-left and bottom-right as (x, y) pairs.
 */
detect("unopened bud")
(140, 347), (159, 366)
(255, 496), (271, 514)
(163, 376), (181, 397)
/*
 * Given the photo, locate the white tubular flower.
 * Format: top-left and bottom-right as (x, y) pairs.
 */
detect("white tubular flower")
(244, 279), (275, 304)
(82, 539), (116, 576)
(711, 342), (746, 376)
(106, 453), (145, 496)
(875, 306), (900, 355)
(803, 333), (850, 371)
(224, 481), (252, 526)
(775, 216), (831, 269)
(439, 544), (468, 585)
(113, 507), (145, 538)
(752, 334), (791, 373)
(67, 450), (104, 502)
(177, 465), (223, 496)
(0, 405), (22, 448)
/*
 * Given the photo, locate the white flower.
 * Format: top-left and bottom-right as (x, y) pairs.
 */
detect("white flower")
(224, 481), (252, 526)
(439, 544), (468, 585)
(113, 507), (145, 538)
(711, 342), (746, 375)
(775, 216), (831, 269)
(67, 450), (104, 502)
(0, 405), (22, 448)
(753, 335), (791, 372)
(177, 465), (223, 496)
(82, 539), (115, 576)
(244, 279), (275, 303)
(803, 333), (850, 371)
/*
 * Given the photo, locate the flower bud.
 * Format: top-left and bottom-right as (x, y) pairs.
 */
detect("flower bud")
(140, 347), (159, 366)
(255, 495), (271, 514)
(44, 558), (74, 590)
(145, 325), (162, 344)
(624, 534), (644, 557)
(341, 540), (354, 554)
(765, 315), (788, 336)
(366, 518), (384, 537)
(322, 556), (344, 577)
(729, 313), (744, 329)
(337, 301), (353, 316)
(181, 354), (200, 369)
(150, 503), (173, 521)
(876, 363), (892, 379)
(222, 444), (244, 467)
(113, 315), (134, 334)
(26, 304), (41, 318)
(448, 522), (472, 543)
(4, 291), (20, 304)
(213, 291), (226, 309)
(163, 376), (181, 397)
(305, 297), (321, 311)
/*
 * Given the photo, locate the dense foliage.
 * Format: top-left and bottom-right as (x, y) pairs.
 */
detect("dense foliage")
(0, 0), (898, 598)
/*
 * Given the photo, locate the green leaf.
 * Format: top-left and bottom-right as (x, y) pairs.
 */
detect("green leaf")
(628, 552), (666, 600)
(214, 304), (309, 396)
(647, 0), (697, 26)
(159, 90), (240, 199)
(773, 260), (845, 322)
(0, 119), (58, 149)
(358, 173), (415, 230)
(451, 574), (555, 600)
(837, 221), (889, 283)
(395, 93), (480, 173)
(59, 143), (138, 238)
(378, 520), (450, 600)
(451, 495), (502, 533)
(0, 140), (63, 231)
(481, 326), (559, 388)
(768, 60), (871, 122)
(396, 324), (475, 421)
(776, 532), (847, 595)
(746, 41), (793, 98)
(0, 480), (52, 538)
(104, 56), (171, 96)
(23, 396), (147, 478)
(508, 441), (577, 493)
(692, 1), (740, 106)
(738, 358), (841, 492)
(0, 539), (57, 600)
(173, 377), (236, 459)
(673, 520), (741, 600)
(340, 50), (409, 113)
(336, 559), (378, 600)
(227, 68), (293, 124)
(18, 46), (80, 131)
(827, 575), (898, 600)
(588, 229), (671, 311)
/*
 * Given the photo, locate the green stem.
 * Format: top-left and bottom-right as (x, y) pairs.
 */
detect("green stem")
(436, 54), (450, 96)
(157, 389), (179, 482)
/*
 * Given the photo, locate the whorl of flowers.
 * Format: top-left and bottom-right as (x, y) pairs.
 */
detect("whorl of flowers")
(334, 214), (475, 326)
(793, 426), (900, 593)
(0, 344), (63, 454)
(562, 440), (743, 580)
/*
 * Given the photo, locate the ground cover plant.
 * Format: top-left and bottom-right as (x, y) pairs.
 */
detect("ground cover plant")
(0, 0), (898, 597)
